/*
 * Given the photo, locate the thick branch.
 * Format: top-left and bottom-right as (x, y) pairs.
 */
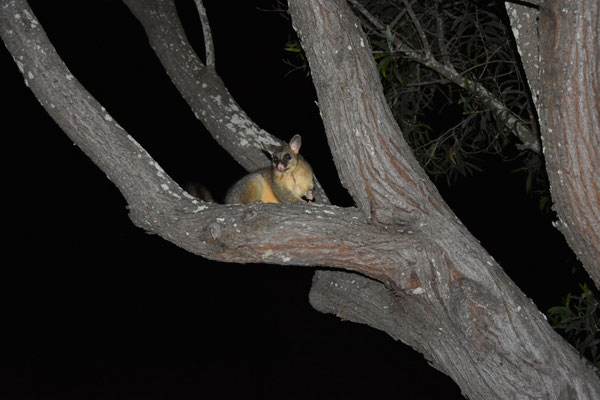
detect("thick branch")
(0, 0), (434, 295)
(289, 0), (446, 225)
(505, 3), (541, 108)
(510, 0), (600, 288)
(536, 0), (600, 287)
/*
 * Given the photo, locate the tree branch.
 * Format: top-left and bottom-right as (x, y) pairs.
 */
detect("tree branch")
(536, 0), (600, 288)
(505, 3), (540, 107)
(402, 0), (431, 57)
(289, 0), (447, 225)
(436, 6), (450, 64)
(509, 0), (600, 288)
(193, 0), (214, 68)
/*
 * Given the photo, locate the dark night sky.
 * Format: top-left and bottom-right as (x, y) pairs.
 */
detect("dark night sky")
(2, 1), (586, 399)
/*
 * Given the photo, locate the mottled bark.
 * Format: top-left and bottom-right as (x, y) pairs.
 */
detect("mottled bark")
(2, 0), (599, 399)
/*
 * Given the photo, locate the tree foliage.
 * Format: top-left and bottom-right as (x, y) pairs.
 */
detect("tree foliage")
(366, 0), (530, 179)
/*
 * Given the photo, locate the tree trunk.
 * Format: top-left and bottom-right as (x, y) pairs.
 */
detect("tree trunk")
(2, 0), (599, 398)
(507, 0), (600, 288)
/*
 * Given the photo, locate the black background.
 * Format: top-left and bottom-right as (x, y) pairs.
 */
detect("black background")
(2, 1), (585, 399)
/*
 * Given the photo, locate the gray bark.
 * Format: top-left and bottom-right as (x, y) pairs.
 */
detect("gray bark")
(2, 0), (599, 399)
(506, 0), (600, 289)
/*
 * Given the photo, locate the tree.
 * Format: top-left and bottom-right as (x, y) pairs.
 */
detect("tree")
(2, 0), (598, 399)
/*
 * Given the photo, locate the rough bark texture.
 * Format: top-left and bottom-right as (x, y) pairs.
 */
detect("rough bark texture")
(2, 0), (600, 399)
(538, 0), (600, 288)
(507, 0), (600, 289)
(505, 3), (541, 107)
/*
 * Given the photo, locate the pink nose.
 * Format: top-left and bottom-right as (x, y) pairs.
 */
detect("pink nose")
(277, 163), (286, 171)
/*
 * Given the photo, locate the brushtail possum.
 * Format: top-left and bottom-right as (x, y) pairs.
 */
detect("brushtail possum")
(225, 134), (314, 204)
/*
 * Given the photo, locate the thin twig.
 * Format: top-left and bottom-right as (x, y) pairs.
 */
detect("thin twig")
(388, 0), (414, 30)
(347, 0), (414, 53)
(435, 7), (450, 64)
(402, 0), (431, 56)
(194, 0), (215, 68)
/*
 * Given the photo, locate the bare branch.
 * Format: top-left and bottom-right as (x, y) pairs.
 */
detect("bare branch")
(436, 7), (450, 64)
(388, 0), (412, 31)
(193, 0), (215, 68)
(402, 0), (431, 56)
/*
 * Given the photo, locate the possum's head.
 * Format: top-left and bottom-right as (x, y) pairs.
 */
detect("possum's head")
(270, 134), (302, 173)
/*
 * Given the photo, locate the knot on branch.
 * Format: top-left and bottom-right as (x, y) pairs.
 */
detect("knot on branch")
(207, 222), (222, 239)
(244, 209), (258, 221)
(449, 278), (502, 354)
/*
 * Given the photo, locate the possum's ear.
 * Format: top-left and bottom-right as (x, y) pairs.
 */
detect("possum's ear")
(289, 134), (302, 154)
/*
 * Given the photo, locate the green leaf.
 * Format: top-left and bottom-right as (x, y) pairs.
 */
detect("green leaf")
(284, 41), (301, 53)
(385, 24), (393, 53)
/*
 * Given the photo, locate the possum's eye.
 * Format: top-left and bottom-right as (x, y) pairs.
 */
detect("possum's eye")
(284, 154), (291, 161)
